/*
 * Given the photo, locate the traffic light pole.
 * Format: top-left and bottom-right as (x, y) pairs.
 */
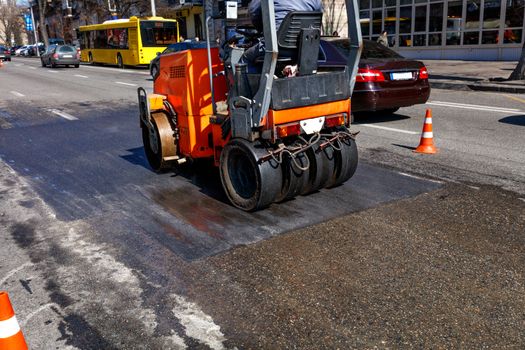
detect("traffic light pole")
(29, 2), (40, 57)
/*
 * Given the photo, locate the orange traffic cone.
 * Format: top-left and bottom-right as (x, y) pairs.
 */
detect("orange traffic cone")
(0, 292), (28, 350)
(0, 60), (3, 68)
(414, 109), (437, 154)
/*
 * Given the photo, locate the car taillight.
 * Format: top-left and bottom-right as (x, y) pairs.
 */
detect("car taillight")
(356, 68), (385, 82)
(277, 123), (301, 138)
(419, 67), (429, 79)
(76, 53), (80, 59)
(325, 114), (346, 128)
(53, 53), (58, 59)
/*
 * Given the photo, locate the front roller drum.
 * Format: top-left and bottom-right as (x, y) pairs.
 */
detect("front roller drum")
(141, 112), (177, 172)
(220, 139), (283, 211)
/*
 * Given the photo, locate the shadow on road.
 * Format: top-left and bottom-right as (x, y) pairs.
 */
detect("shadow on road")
(499, 115), (525, 126)
(353, 111), (410, 124)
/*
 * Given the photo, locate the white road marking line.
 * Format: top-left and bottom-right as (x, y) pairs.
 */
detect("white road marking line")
(83, 65), (150, 75)
(397, 172), (444, 184)
(15, 63), (22, 67)
(115, 81), (138, 86)
(9, 91), (25, 97)
(49, 109), (78, 121)
(427, 101), (523, 114)
(430, 100), (521, 111)
(29, 66), (36, 70)
(357, 124), (419, 135)
(74, 74), (88, 78)
(0, 262), (34, 286)
(47, 70), (58, 73)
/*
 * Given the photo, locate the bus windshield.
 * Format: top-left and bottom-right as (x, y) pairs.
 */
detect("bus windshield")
(140, 21), (178, 47)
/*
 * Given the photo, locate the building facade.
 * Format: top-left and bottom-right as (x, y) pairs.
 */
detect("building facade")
(358, 0), (525, 60)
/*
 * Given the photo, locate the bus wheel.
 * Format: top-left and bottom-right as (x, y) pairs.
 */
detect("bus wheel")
(117, 54), (124, 69)
(88, 53), (93, 65)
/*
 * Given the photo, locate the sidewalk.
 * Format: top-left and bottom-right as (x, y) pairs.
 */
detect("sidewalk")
(423, 60), (525, 93)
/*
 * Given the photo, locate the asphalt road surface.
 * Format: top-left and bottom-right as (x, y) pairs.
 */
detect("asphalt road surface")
(0, 57), (524, 349)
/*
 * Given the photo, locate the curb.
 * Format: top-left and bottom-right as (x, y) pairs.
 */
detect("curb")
(467, 83), (525, 94)
(429, 80), (471, 91)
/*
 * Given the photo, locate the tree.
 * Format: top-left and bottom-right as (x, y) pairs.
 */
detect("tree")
(0, 0), (24, 46)
(322, 0), (347, 36)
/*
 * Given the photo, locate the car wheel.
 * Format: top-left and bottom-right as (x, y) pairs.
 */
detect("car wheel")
(117, 54), (123, 68)
(41, 59), (45, 67)
(74, 64), (79, 68)
(51, 62), (56, 68)
(150, 64), (159, 79)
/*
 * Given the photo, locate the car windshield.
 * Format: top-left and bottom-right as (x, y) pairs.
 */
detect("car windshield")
(330, 40), (403, 59)
(58, 46), (76, 53)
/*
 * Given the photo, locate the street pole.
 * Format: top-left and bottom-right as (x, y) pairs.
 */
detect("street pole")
(29, 1), (40, 57)
(151, 0), (156, 17)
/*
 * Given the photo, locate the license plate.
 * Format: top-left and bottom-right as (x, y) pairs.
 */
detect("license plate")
(63, 55), (72, 58)
(391, 72), (413, 80)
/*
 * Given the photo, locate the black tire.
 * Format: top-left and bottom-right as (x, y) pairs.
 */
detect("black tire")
(220, 139), (282, 211)
(41, 59), (45, 67)
(51, 62), (56, 68)
(65, 65), (69, 68)
(74, 64), (79, 68)
(117, 54), (124, 68)
(88, 53), (94, 65)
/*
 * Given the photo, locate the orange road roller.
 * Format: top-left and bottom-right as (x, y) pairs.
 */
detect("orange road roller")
(138, 0), (363, 211)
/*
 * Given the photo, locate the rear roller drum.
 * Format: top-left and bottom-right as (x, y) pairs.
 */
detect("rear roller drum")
(329, 137), (358, 187)
(220, 139), (282, 211)
(301, 137), (336, 195)
(142, 112), (177, 172)
(275, 150), (310, 203)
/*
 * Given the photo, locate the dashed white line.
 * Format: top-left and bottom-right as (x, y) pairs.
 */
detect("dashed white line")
(357, 123), (419, 135)
(9, 91), (25, 97)
(29, 66), (36, 70)
(14, 63), (22, 67)
(427, 101), (523, 114)
(115, 81), (138, 87)
(49, 109), (78, 121)
(47, 70), (58, 73)
(74, 74), (88, 78)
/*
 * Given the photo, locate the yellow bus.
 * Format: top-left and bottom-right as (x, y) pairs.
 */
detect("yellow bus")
(78, 16), (179, 68)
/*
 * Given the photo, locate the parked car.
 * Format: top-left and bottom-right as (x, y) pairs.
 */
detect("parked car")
(29, 43), (45, 56)
(15, 45), (28, 56)
(41, 45), (80, 68)
(0, 46), (11, 61)
(9, 46), (21, 55)
(319, 39), (430, 115)
(149, 41), (207, 79)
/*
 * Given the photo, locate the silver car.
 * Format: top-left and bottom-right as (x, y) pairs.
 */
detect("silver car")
(41, 45), (80, 68)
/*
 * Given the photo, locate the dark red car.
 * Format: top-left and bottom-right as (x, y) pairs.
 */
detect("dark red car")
(319, 39), (430, 114)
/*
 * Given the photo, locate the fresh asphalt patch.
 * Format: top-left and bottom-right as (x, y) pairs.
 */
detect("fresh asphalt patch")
(0, 104), (441, 260)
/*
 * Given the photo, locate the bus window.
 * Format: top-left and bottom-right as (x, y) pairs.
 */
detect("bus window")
(140, 21), (178, 47)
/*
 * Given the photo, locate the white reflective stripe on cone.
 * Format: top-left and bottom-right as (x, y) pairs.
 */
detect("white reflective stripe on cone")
(425, 118), (433, 124)
(0, 316), (21, 338)
(422, 132), (434, 138)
